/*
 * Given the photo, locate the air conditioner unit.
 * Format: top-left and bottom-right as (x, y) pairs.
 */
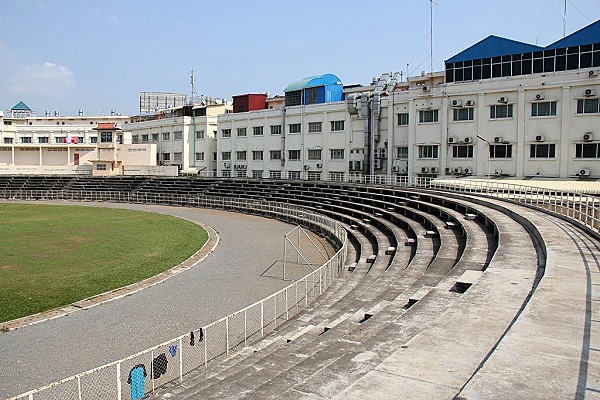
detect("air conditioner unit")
(585, 88), (596, 97)
(589, 70), (598, 77)
(583, 132), (593, 142)
(421, 167), (430, 173)
(463, 137), (473, 143)
(223, 161), (231, 169)
(494, 136), (503, 143)
(380, 148), (387, 158)
(535, 135), (545, 142)
(463, 168), (472, 174)
(373, 159), (381, 169)
(445, 167), (453, 174)
(241, 164), (247, 169)
(451, 99), (462, 107)
(448, 136), (458, 144)
(303, 164), (310, 170)
(465, 100), (475, 107)
(392, 166), (399, 172)
(535, 93), (544, 100)
(431, 167), (439, 173)
(498, 96), (508, 103)
(422, 85), (429, 92)
(454, 167), (463, 174)
(579, 168), (590, 176)
(316, 163), (322, 169)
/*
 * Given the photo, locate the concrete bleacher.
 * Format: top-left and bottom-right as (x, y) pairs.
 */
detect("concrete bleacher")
(2, 175), (597, 399)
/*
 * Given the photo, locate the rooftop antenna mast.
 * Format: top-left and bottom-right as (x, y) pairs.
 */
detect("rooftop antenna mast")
(190, 69), (198, 104)
(430, 0), (434, 76)
(563, 0), (567, 37)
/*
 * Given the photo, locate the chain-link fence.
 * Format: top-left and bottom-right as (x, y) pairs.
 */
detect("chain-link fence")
(6, 191), (347, 400)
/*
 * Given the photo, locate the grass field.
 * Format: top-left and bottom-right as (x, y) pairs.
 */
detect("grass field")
(0, 203), (208, 323)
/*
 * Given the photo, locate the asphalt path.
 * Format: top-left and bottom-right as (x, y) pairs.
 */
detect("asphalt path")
(0, 202), (330, 398)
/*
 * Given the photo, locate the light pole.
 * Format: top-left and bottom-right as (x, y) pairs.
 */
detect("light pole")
(477, 135), (491, 186)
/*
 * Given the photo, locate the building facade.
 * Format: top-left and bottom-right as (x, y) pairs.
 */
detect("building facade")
(216, 20), (600, 180)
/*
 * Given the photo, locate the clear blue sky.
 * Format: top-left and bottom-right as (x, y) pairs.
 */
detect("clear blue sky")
(0, 0), (598, 116)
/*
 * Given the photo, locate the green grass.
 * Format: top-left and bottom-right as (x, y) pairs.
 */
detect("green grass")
(0, 203), (208, 323)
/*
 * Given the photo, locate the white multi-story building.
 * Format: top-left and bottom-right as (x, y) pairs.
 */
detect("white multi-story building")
(217, 20), (600, 180)
(124, 101), (231, 174)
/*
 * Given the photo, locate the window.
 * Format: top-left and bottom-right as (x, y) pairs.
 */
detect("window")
(270, 125), (282, 135)
(222, 170), (231, 177)
(270, 171), (282, 179)
(331, 120), (345, 131)
(96, 164), (107, 171)
(489, 144), (513, 158)
(270, 150), (281, 160)
(419, 109), (439, 123)
(288, 150), (301, 160)
(252, 126), (263, 136)
(252, 170), (263, 179)
(38, 137), (49, 144)
(397, 113), (409, 126)
(132, 135), (139, 144)
(236, 151), (247, 160)
(162, 152), (171, 161)
(451, 145), (474, 158)
(196, 130), (205, 139)
(152, 133), (159, 141)
(530, 143), (556, 158)
(77, 137), (84, 144)
(288, 171), (301, 180)
(90, 137), (97, 144)
(490, 104), (513, 119)
(576, 143), (600, 158)
(195, 152), (204, 161)
(221, 151), (231, 161)
(237, 127), (247, 137)
(173, 152), (183, 162)
(174, 131), (183, 140)
(531, 101), (557, 117)
(577, 98), (600, 114)
(235, 170), (246, 178)
(418, 145), (439, 158)
(453, 108), (474, 121)
(308, 122), (322, 133)
(101, 132), (112, 143)
(4, 138), (13, 144)
(56, 137), (66, 143)
(397, 146), (408, 159)
(222, 129), (231, 138)
(161, 132), (170, 141)
(330, 149), (345, 160)
(252, 150), (263, 160)
(213, 152), (217, 161)
(141, 134), (149, 142)
(288, 123), (301, 133)
(307, 149), (322, 160)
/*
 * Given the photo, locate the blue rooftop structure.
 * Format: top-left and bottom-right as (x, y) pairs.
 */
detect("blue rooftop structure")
(445, 19), (600, 83)
(11, 101), (31, 111)
(284, 74), (343, 106)
(545, 19), (600, 50)
(445, 36), (543, 64)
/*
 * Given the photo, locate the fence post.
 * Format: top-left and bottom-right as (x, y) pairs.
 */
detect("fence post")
(204, 330), (208, 369)
(261, 303), (264, 338)
(244, 309), (247, 347)
(179, 337), (183, 383)
(226, 317), (230, 357)
(285, 288), (289, 320)
(77, 376), (82, 400)
(116, 362), (122, 400)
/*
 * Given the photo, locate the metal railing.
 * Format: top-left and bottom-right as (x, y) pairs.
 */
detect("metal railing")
(5, 190), (347, 400)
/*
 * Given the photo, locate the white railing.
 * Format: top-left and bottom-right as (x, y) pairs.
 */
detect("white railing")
(4, 190), (347, 400)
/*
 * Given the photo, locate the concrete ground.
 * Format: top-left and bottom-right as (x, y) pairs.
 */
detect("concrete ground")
(0, 202), (331, 399)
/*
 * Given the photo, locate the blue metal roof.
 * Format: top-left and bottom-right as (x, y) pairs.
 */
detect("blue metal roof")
(11, 101), (31, 111)
(446, 35), (543, 64)
(284, 74), (342, 93)
(545, 19), (600, 49)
